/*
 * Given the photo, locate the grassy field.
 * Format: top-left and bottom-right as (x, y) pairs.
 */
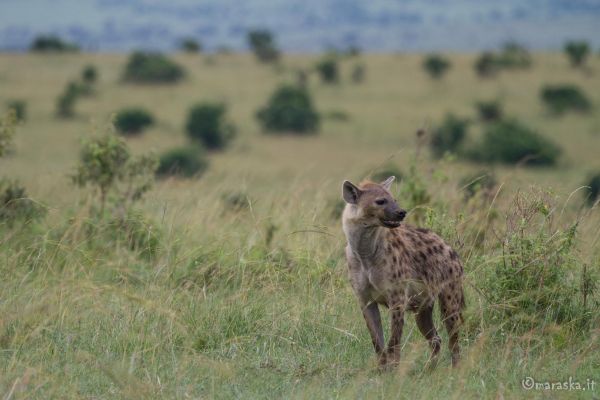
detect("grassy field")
(1, 52), (599, 399)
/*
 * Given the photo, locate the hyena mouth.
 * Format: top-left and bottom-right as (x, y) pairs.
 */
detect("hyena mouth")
(381, 219), (401, 228)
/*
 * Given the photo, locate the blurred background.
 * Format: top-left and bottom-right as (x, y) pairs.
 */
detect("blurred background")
(2, 0), (600, 52)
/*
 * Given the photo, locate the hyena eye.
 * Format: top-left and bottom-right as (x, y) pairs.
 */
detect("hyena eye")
(375, 198), (387, 206)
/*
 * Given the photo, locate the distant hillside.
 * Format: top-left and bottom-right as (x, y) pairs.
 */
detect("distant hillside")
(1, 0), (600, 52)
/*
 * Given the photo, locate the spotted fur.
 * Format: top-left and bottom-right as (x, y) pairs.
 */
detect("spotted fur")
(342, 177), (465, 368)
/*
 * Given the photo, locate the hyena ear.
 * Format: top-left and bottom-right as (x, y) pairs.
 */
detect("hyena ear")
(342, 180), (362, 204)
(380, 176), (395, 191)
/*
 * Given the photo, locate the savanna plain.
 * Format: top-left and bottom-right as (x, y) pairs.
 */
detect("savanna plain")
(1, 51), (599, 398)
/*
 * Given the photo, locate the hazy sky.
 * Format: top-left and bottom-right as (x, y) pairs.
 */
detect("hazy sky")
(1, 0), (599, 51)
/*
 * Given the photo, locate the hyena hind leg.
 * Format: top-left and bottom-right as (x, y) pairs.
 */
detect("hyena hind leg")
(439, 289), (464, 367)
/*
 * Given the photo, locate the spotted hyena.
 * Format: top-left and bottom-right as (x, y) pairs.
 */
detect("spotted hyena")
(341, 176), (465, 368)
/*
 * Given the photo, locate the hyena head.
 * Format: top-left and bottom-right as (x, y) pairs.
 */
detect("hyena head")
(342, 176), (407, 229)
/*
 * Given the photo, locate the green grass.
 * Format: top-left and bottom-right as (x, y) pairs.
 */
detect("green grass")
(0, 52), (599, 398)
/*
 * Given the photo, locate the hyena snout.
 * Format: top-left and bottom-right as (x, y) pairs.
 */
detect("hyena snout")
(380, 207), (406, 228)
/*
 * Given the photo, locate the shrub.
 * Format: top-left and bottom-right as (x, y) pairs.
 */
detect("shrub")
(247, 30), (280, 63)
(583, 173), (600, 205)
(351, 63), (365, 83)
(540, 85), (592, 114)
(474, 52), (499, 78)
(180, 37), (202, 53)
(157, 147), (208, 178)
(496, 42), (532, 69)
(0, 110), (17, 157)
(324, 110), (350, 121)
(29, 35), (79, 52)
(0, 179), (45, 226)
(114, 108), (155, 136)
(185, 103), (235, 150)
(123, 52), (185, 84)
(459, 171), (497, 199)
(72, 134), (158, 214)
(6, 100), (26, 122)
(370, 164), (403, 183)
(564, 40), (590, 67)
(430, 114), (469, 158)
(82, 65), (98, 84)
(221, 191), (252, 212)
(422, 54), (451, 79)
(485, 191), (588, 332)
(475, 100), (503, 122)
(315, 57), (339, 84)
(256, 85), (320, 134)
(471, 119), (561, 166)
(55, 81), (82, 118)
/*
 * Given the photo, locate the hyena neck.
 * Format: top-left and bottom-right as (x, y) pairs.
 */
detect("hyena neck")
(343, 220), (386, 264)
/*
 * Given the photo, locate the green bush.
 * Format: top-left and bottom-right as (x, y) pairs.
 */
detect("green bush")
(474, 52), (499, 78)
(422, 54), (451, 79)
(72, 134), (158, 214)
(496, 42), (532, 69)
(256, 85), (320, 134)
(82, 65), (98, 84)
(55, 81), (83, 118)
(29, 35), (79, 52)
(0, 110), (17, 157)
(475, 100), (503, 122)
(180, 37), (202, 53)
(157, 147), (208, 178)
(114, 108), (155, 136)
(123, 52), (185, 83)
(459, 170), (497, 198)
(564, 41), (589, 67)
(540, 85), (592, 114)
(351, 63), (365, 83)
(430, 114), (469, 158)
(247, 30), (280, 63)
(370, 163), (403, 183)
(185, 103), (235, 150)
(221, 191), (252, 212)
(315, 57), (339, 84)
(485, 192), (588, 332)
(583, 173), (600, 205)
(0, 179), (45, 226)
(6, 100), (26, 122)
(470, 119), (561, 166)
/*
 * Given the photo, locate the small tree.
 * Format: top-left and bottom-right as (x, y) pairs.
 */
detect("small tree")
(471, 119), (561, 166)
(430, 114), (469, 158)
(72, 133), (158, 215)
(6, 100), (26, 122)
(540, 85), (592, 115)
(30, 35), (79, 52)
(247, 29), (280, 63)
(256, 85), (320, 134)
(474, 52), (499, 78)
(0, 110), (17, 158)
(564, 41), (590, 67)
(56, 81), (83, 118)
(180, 37), (202, 53)
(476, 100), (503, 122)
(315, 57), (339, 84)
(351, 64), (365, 83)
(185, 103), (235, 150)
(123, 52), (185, 83)
(423, 54), (451, 79)
(82, 65), (98, 84)
(114, 108), (155, 136)
(583, 173), (600, 205)
(0, 179), (45, 226)
(497, 42), (531, 69)
(157, 147), (208, 178)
